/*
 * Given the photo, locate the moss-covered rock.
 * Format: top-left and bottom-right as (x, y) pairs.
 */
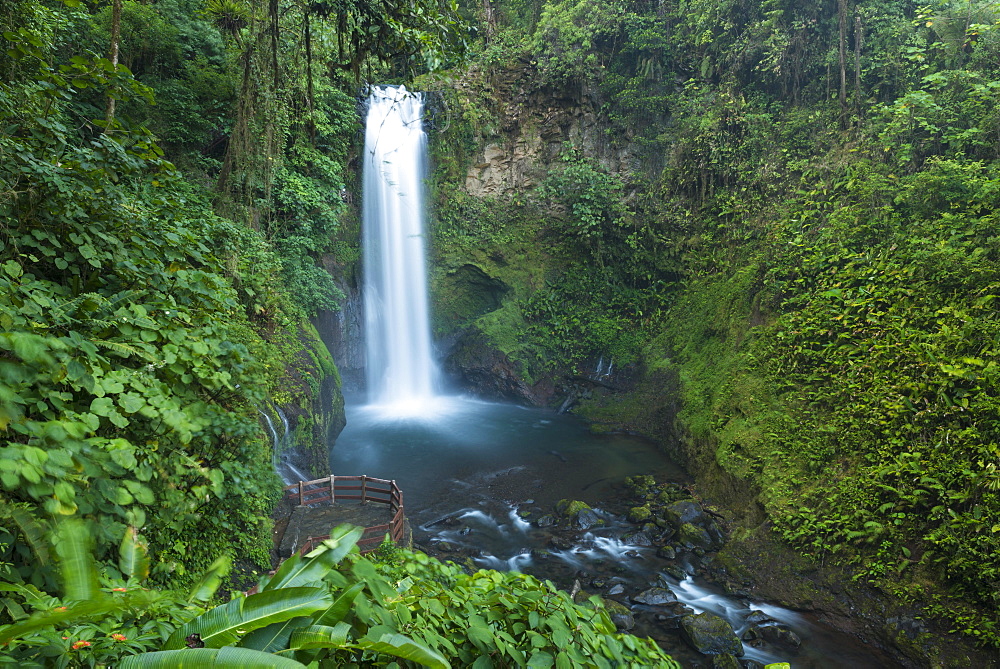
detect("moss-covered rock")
(556, 499), (591, 517)
(678, 522), (714, 550)
(628, 505), (652, 523)
(679, 613), (743, 656)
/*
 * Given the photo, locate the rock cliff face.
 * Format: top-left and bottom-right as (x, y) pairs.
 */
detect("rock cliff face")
(461, 65), (635, 198)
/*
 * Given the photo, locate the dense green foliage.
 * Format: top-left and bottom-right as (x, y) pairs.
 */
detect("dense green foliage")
(0, 0), (465, 593)
(0, 523), (679, 667)
(427, 0), (1000, 651)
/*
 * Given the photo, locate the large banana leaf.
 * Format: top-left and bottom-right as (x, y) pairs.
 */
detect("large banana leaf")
(119, 526), (150, 581)
(163, 587), (331, 650)
(186, 555), (231, 603)
(353, 630), (451, 669)
(237, 616), (312, 652)
(312, 581), (365, 627)
(118, 646), (309, 668)
(287, 622), (352, 650)
(55, 519), (100, 602)
(262, 524), (362, 592)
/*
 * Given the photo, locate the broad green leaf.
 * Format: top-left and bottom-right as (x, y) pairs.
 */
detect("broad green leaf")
(264, 525), (361, 592)
(119, 526), (150, 581)
(186, 555), (231, 603)
(164, 587), (331, 649)
(287, 622), (352, 650)
(354, 631), (451, 669)
(313, 582), (365, 627)
(118, 647), (308, 668)
(238, 616), (311, 652)
(55, 520), (99, 602)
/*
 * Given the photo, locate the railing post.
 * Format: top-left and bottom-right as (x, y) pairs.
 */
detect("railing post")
(298, 480), (304, 506)
(361, 475), (367, 504)
(330, 474), (335, 505)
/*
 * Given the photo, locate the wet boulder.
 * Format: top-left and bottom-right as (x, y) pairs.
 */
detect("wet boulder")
(679, 613), (744, 656)
(759, 623), (802, 648)
(744, 610), (775, 626)
(555, 499), (604, 529)
(576, 508), (604, 530)
(664, 500), (706, 528)
(535, 514), (556, 528)
(556, 498), (591, 518)
(656, 545), (677, 560)
(678, 522), (714, 549)
(628, 505), (652, 523)
(622, 531), (653, 547)
(607, 583), (625, 596)
(632, 587), (678, 606)
(603, 598), (635, 631)
(711, 654), (741, 669)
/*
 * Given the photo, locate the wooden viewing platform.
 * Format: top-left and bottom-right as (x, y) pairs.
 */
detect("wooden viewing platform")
(278, 475), (406, 556)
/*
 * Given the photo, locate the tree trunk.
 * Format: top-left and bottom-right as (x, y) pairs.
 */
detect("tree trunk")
(838, 0), (848, 111)
(103, 0), (121, 131)
(854, 10), (863, 116)
(305, 11), (315, 143)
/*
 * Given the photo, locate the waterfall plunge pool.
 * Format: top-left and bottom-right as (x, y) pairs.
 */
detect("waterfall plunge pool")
(328, 394), (893, 668)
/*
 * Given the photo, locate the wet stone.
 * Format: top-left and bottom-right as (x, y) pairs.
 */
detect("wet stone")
(759, 623), (802, 648)
(590, 577), (608, 589)
(623, 531), (653, 546)
(535, 514), (556, 528)
(678, 522), (714, 549)
(679, 612), (744, 656)
(657, 545), (677, 560)
(711, 654), (741, 669)
(744, 610), (774, 626)
(607, 583), (626, 596)
(662, 564), (687, 580)
(632, 587), (678, 606)
(664, 500), (706, 528)
(576, 508), (604, 529)
(549, 536), (573, 550)
(603, 599), (635, 632)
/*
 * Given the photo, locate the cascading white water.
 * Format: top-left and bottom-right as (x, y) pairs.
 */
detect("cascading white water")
(362, 85), (437, 413)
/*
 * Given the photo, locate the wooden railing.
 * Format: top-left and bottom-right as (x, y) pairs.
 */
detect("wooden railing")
(282, 475), (405, 554)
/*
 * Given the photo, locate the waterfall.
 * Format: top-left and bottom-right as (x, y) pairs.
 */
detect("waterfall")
(362, 85), (438, 413)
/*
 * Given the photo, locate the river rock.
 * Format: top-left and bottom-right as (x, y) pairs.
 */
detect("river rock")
(657, 545), (677, 559)
(759, 623), (802, 648)
(556, 499), (591, 517)
(607, 583), (625, 596)
(603, 598), (635, 631)
(632, 587), (678, 606)
(576, 508), (604, 529)
(678, 522), (714, 549)
(679, 613), (744, 656)
(535, 514), (556, 528)
(664, 500), (706, 528)
(628, 505), (652, 522)
(711, 654), (741, 669)
(744, 610), (774, 625)
(623, 531), (653, 546)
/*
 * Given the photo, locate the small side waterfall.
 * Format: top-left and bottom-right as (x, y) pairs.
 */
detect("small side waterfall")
(362, 85), (437, 414)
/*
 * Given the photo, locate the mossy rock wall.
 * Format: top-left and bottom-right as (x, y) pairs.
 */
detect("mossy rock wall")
(268, 317), (346, 478)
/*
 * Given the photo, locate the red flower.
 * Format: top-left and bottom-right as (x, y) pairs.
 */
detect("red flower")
(111, 633), (127, 642)
(71, 640), (91, 650)
(112, 587), (127, 592)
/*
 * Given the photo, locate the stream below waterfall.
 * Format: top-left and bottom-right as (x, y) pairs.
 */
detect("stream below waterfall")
(328, 394), (895, 668)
